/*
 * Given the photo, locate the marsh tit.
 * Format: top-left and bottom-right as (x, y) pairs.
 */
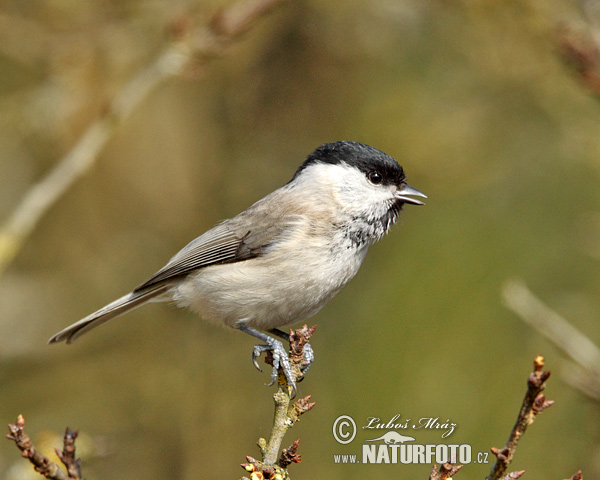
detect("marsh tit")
(49, 141), (426, 394)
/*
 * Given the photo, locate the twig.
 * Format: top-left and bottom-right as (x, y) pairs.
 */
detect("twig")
(501, 472), (525, 480)
(556, 26), (600, 95)
(0, 0), (287, 277)
(278, 439), (302, 468)
(486, 356), (554, 480)
(555, 0), (600, 96)
(241, 325), (316, 479)
(502, 279), (600, 400)
(55, 427), (82, 479)
(6, 414), (82, 480)
(429, 462), (463, 480)
(565, 471), (583, 480)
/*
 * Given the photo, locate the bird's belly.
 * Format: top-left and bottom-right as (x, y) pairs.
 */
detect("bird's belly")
(171, 245), (368, 330)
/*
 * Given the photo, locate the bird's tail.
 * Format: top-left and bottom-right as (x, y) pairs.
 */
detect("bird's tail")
(48, 284), (168, 345)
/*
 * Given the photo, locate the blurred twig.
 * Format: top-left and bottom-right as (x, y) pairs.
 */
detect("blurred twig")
(6, 414), (82, 480)
(486, 356), (553, 480)
(565, 472), (583, 480)
(502, 279), (600, 401)
(0, 0), (287, 278)
(556, 0), (600, 95)
(241, 325), (316, 480)
(557, 26), (600, 94)
(429, 463), (463, 480)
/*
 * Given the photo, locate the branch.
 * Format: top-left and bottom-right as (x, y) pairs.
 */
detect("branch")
(486, 356), (554, 480)
(0, 0), (288, 277)
(501, 472), (525, 480)
(55, 427), (82, 479)
(6, 415), (82, 480)
(241, 325), (316, 480)
(429, 463), (463, 480)
(555, 0), (600, 96)
(502, 279), (600, 400)
(556, 26), (600, 95)
(565, 472), (583, 480)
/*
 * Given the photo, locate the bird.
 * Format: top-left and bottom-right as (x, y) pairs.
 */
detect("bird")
(48, 141), (426, 395)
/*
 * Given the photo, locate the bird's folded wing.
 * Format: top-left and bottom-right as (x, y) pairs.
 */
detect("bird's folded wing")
(134, 218), (293, 291)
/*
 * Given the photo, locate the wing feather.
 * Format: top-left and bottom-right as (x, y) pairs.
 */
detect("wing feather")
(134, 224), (246, 291)
(134, 190), (304, 291)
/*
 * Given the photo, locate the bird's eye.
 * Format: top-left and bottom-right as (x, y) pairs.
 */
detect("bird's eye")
(368, 171), (383, 185)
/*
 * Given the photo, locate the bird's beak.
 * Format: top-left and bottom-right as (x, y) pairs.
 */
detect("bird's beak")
(395, 183), (427, 205)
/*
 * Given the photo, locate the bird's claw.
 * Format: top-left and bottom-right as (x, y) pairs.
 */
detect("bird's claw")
(251, 344), (267, 372)
(251, 339), (297, 397)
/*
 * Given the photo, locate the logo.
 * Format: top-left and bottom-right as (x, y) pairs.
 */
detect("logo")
(332, 414), (490, 466)
(364, 432), (415, 444)
(332, 415), (356, 445)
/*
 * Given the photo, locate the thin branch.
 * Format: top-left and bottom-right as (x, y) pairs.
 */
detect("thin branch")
(0, 0), (288, 277)
(241, 325), (316, 479)
(486, 356), (554, 480)
(556, 26), (600, 95)
(6, 415), (82, 480)
(55, 427), (82, 479)
(555, 0), (600, 96)
(429, 463), (463, 480)
(501, 472), (525, 480)
(502, 279), (600, 400)
(565, 471), (583, 480)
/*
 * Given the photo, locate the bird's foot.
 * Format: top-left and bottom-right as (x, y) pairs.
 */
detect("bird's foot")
(251, 339), (296, 398)
(269, 326), (315, 379)
(237, 324), (297, 397)
(237, 324), (317, 398)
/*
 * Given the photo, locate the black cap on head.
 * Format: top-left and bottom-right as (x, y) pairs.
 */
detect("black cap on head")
(294, 141), (406, 187)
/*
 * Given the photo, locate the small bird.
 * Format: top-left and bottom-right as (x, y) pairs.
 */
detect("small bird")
(49, 141), (425, 394)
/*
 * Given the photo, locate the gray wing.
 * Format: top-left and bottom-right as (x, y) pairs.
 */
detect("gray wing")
(133, 217), (291, 292)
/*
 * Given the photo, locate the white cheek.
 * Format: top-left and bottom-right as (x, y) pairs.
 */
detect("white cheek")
(332, 167), (393, 214)
(297, 163), (395, 219)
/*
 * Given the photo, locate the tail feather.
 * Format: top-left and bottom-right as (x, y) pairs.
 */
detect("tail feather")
(48, 284), (168, 345)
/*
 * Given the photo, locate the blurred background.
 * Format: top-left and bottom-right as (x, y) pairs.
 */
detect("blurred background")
(1, 0), (600, 478)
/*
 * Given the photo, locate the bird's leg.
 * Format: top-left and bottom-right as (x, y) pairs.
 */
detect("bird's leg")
(268, 328), (289, 341)
(269, 328), (314, 375)
(237, 324), (296, 397)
